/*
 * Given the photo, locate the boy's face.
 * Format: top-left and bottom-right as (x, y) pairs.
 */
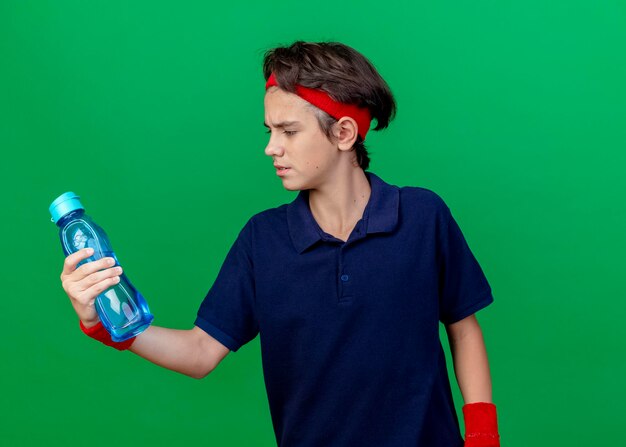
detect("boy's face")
(264, 87), (340, 191)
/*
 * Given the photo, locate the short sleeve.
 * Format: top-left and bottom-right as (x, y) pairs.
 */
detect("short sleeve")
(194, 219), (259, 352)
(437, 206), (494, 325)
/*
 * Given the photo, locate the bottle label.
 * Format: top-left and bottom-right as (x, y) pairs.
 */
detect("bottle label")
(62, 219), (102, 257)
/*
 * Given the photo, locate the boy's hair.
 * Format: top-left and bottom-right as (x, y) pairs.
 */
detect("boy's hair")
(262, 41), (396, 171)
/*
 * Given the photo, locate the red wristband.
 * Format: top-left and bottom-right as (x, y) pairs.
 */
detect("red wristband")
(79, 320), (136, 351)
(462, 402), (500, 447)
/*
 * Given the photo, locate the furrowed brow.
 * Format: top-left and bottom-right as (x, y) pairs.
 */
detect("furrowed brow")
(263, 121), (300, 128)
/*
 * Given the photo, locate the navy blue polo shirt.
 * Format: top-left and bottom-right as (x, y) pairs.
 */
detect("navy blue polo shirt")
(195, 171), (494, 447)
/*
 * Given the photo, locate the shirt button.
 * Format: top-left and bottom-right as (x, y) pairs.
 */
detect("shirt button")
(340, 274), (349, 282)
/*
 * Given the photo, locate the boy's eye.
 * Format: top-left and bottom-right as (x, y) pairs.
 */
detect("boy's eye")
(265, 129), (296, 136)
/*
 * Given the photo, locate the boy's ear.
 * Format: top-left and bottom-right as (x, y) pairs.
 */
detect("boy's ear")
(334, 117), (359, 151)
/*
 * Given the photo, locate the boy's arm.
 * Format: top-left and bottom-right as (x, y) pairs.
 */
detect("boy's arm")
(61, 248), (231, 379)
(444, 314), (492, 403)
(128, 325), (231, 379)
(445, 314), (500, 446)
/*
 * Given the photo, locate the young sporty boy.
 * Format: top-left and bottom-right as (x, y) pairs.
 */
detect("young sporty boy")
(60, 41), (501, 447)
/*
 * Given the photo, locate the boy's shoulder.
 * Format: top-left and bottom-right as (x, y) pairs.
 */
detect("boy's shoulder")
(245, 202), (290, 228)
(396, 183), (450, 216)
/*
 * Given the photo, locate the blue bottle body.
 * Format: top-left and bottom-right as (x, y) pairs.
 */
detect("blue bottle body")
(56, 209), (153, 341)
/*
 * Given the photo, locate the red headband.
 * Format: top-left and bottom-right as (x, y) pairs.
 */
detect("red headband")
(265, 73), (372, 140)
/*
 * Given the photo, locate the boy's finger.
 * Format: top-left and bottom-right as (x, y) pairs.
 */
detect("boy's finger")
(62, 248), (94, 277)
(76, 257), (116, 278)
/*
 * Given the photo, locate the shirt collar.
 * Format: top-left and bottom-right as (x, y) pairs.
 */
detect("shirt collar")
(287, 171), (400, 253)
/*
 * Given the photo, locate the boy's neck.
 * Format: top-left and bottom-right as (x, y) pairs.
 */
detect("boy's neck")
(308, 168), (371, 241)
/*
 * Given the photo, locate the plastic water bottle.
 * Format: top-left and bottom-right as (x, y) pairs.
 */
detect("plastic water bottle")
(49, 192), (153, 341)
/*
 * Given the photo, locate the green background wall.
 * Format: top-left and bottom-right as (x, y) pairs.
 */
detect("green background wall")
(1, 1), (624, 445)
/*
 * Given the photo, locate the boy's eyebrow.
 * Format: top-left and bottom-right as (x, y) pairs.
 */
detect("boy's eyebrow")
(263, 120), (300, 128)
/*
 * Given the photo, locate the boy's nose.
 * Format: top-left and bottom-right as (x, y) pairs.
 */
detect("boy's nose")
(264, 140), (284, 157)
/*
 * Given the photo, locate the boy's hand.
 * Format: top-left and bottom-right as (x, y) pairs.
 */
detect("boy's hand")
(60, 248), (123, 327)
